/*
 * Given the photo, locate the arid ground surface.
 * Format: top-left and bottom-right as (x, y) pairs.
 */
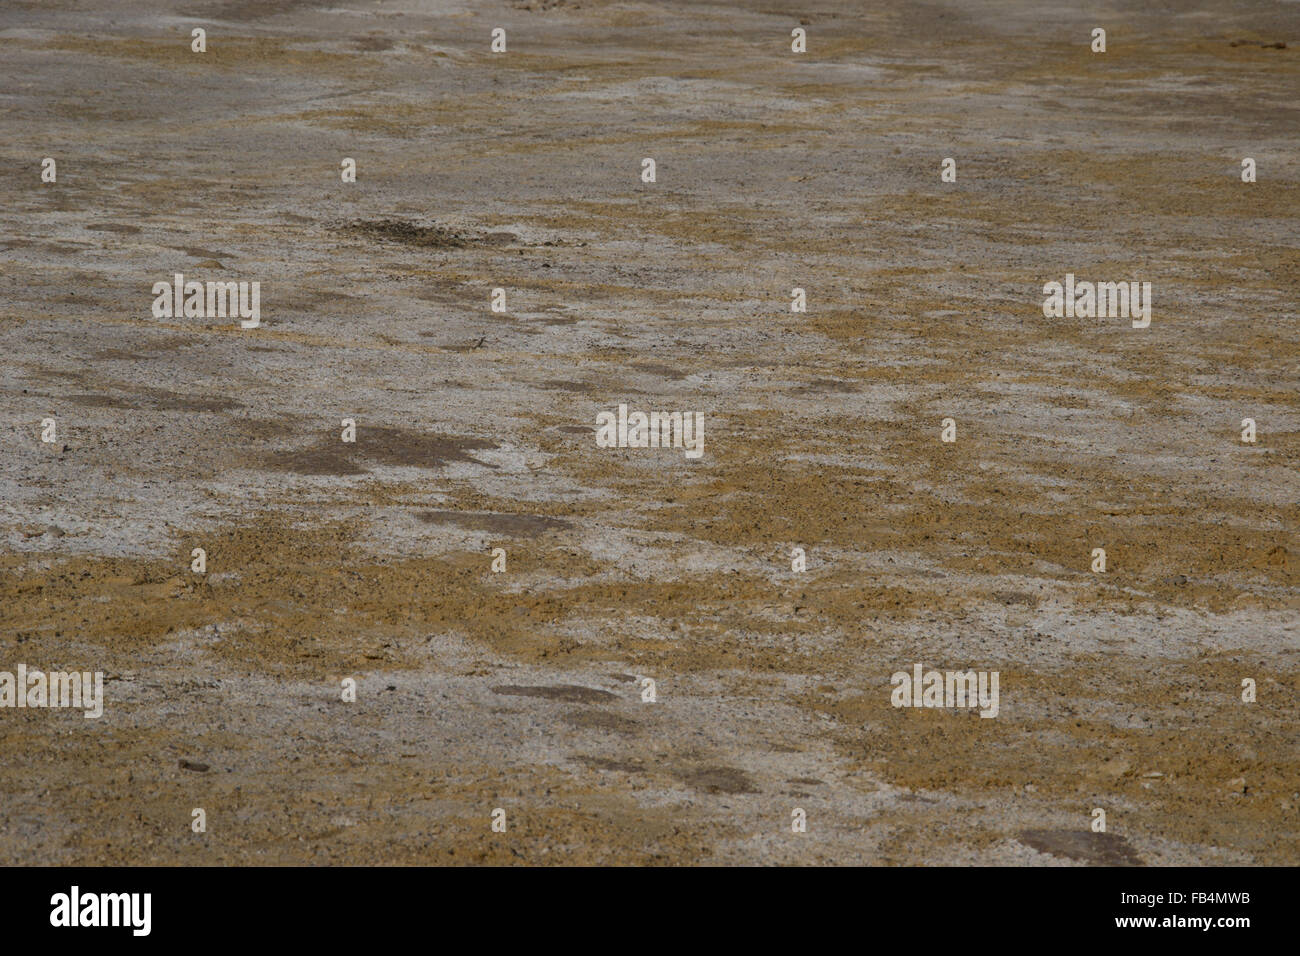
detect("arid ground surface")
(0, 0), (1296, 865)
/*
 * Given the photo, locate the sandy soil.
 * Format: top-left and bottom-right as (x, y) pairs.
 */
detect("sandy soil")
(0, 0), (1297, 865)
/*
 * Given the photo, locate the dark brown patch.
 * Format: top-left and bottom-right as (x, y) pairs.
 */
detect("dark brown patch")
(86, 223), (141, 234)
(63, 389), (241, 413)
(555, 425), (591, 435)
(794, 378), (860, 394)
(93, 349), (151, 361)
(178, 759), (210, 773)
(175, 246), (234, 260)
(681, 766), (759, 795)
(898, 792), (938, 804)
(1019, 830), (1143, 866)
(491, 684), (617, 704)
(234, 416), (301, 441)
(787, 777), (824, 786)
(630, 362), (687, 380)
(512, 0), (575, 11)
(66, 393), (137, 409)
(413, 278), (469, 302)
(563, 709), (640, 734)
(271, 447), (369, 476)
(415, 510), (570, 536)
(151, 393), (244, 413)
(989, 590), (1040, 606)
(576, 756), (646, 774)
(360, 427), (497, 469)
(266, 428), (496, 476)
(341, 219), (468, 249)
(541, 379), (604, 394)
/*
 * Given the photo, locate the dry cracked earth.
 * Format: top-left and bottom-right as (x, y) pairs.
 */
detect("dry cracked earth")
(0, 0), (1297, 866)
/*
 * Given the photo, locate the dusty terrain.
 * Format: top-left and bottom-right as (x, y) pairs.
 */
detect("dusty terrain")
(0, 0), (1296, 865)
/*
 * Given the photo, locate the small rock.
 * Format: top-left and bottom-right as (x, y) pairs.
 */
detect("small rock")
(179, 759), (210, 773)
